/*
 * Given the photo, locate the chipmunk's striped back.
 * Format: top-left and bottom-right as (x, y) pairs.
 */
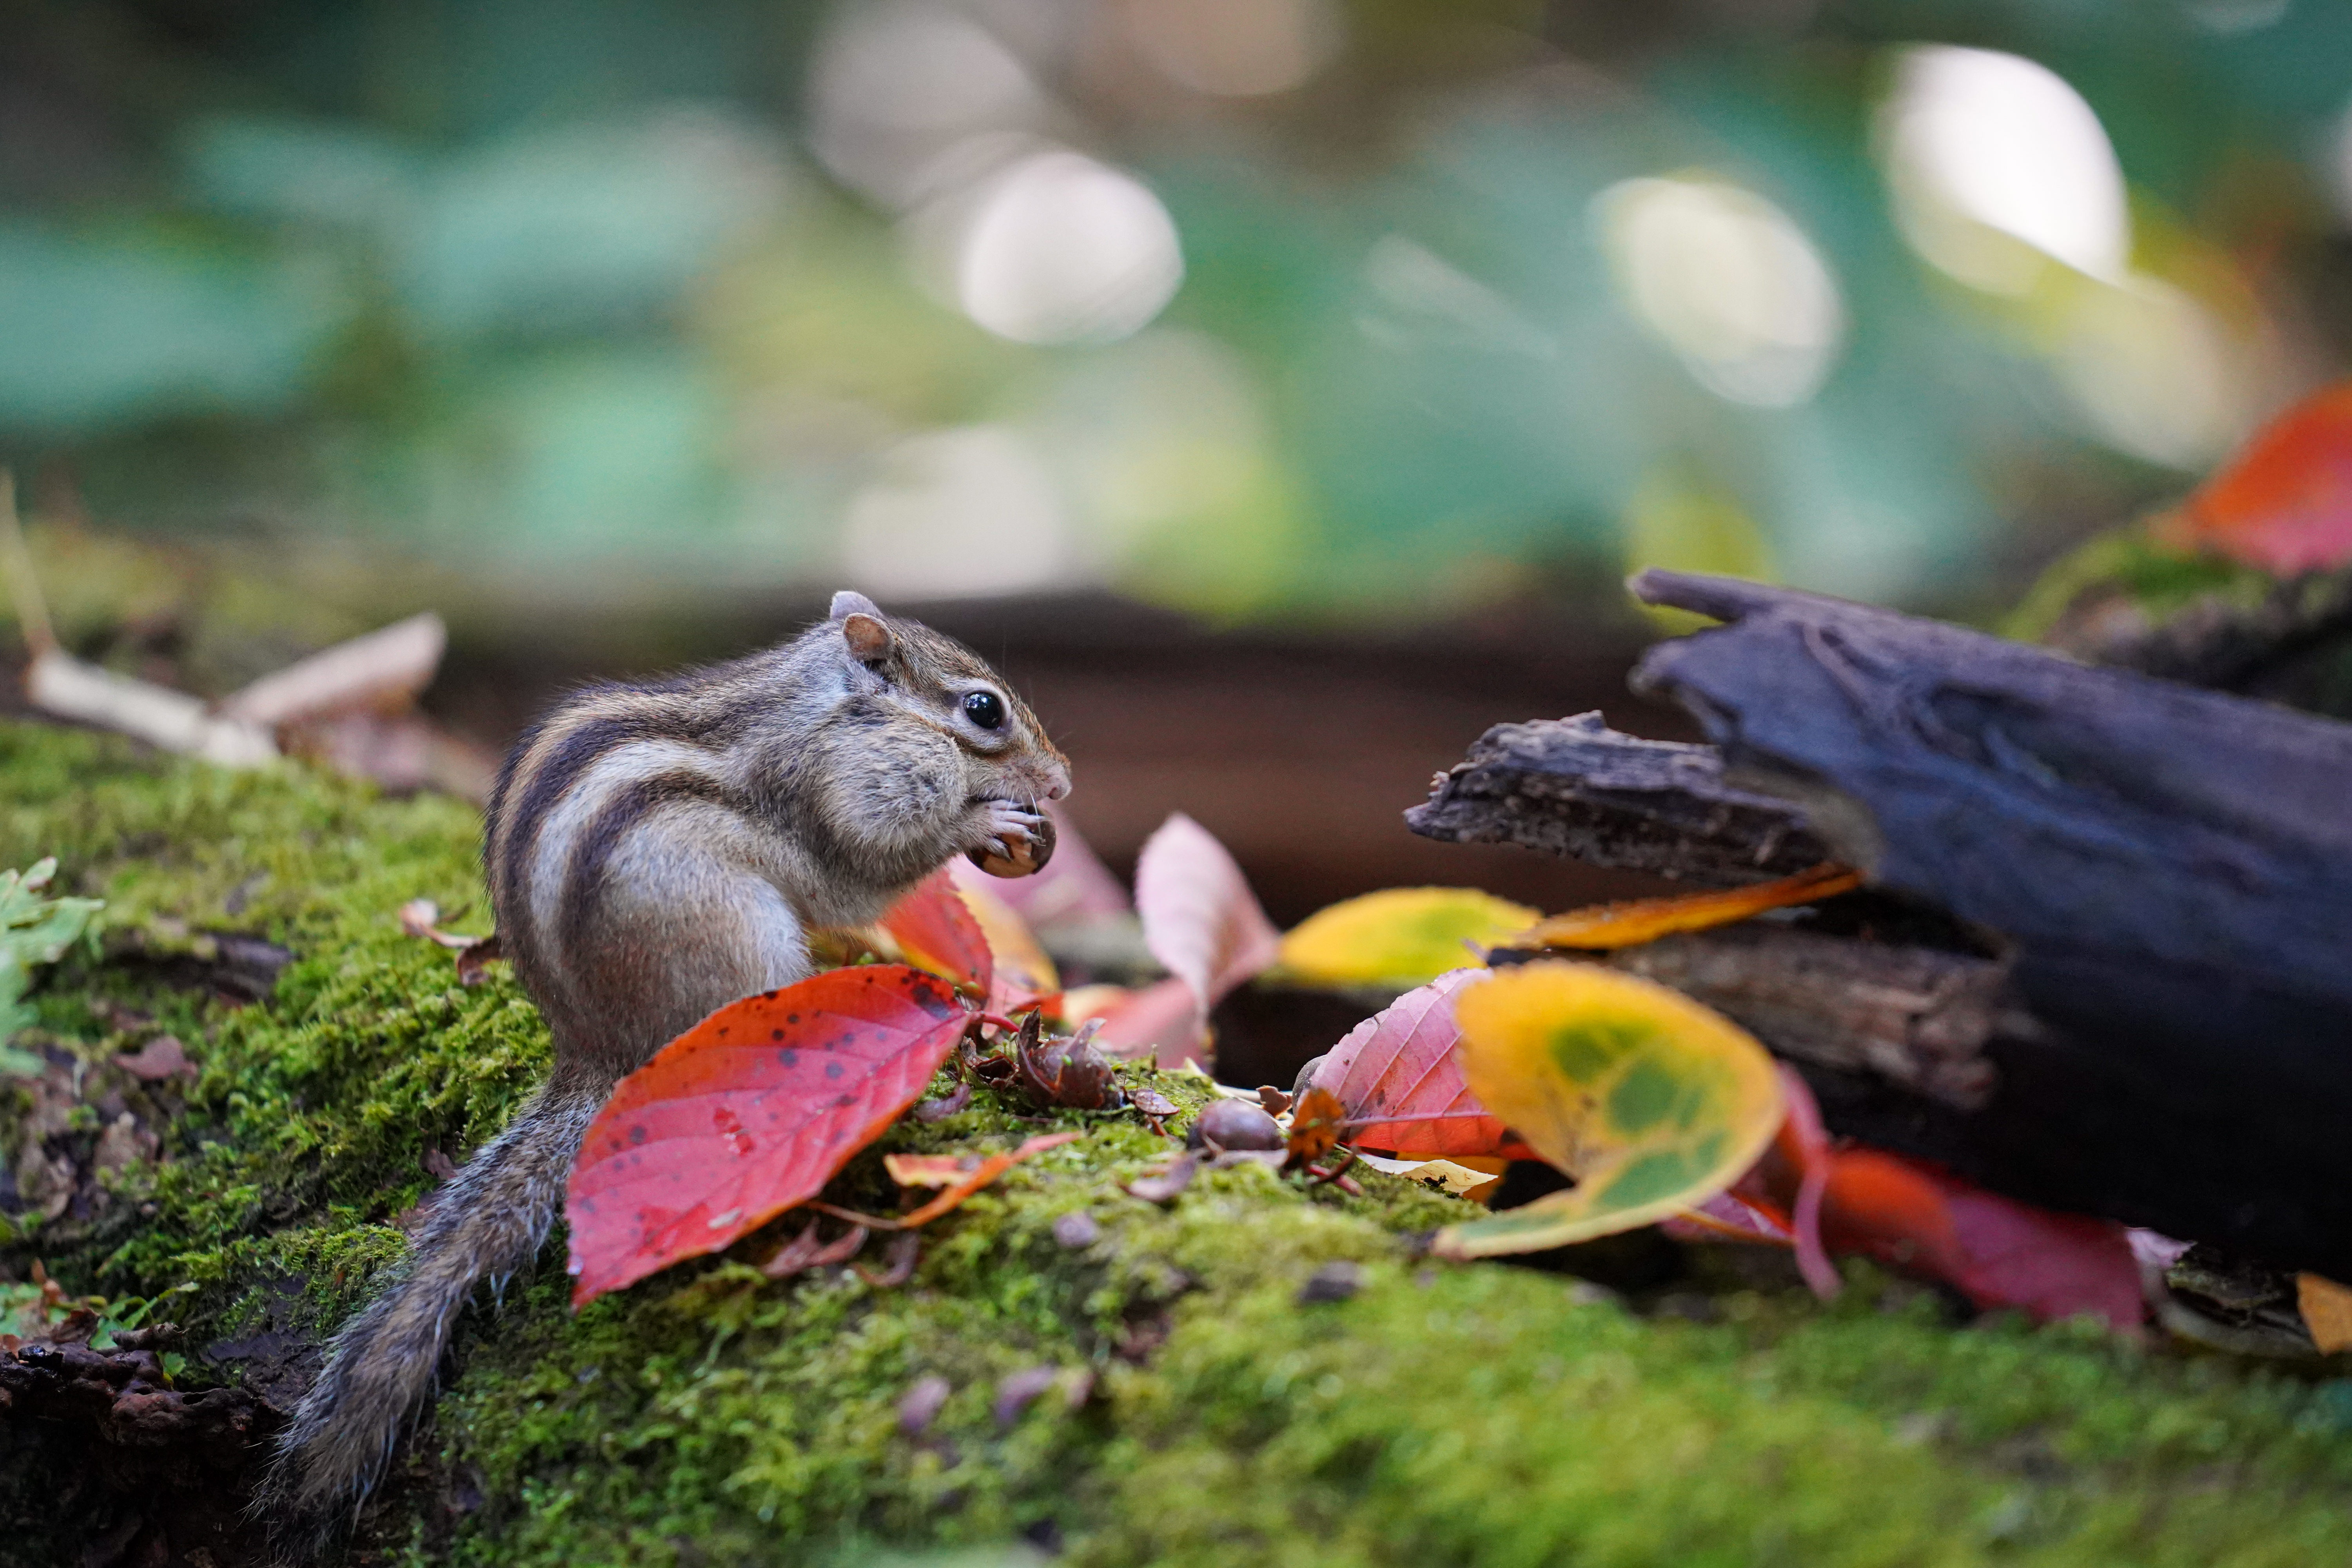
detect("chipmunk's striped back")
(267, 594), (1067, 1548)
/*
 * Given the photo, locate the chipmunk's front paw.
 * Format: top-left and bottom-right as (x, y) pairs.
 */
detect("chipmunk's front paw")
(966, 799), (1056, 878)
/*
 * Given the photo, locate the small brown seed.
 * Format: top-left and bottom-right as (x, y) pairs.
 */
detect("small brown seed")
(1187, 1099), (1283, 1153)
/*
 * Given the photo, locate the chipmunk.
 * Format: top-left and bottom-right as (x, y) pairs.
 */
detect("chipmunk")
(268, 591), (1069, 1536)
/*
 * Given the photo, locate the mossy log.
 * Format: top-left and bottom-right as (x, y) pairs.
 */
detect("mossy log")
(6, 723), (2352, 1567)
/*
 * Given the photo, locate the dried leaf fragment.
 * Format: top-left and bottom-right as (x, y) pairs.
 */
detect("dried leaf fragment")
(1516, 863), (1860, 951)
(112, 1035), (194, 1083)
(856, 1230), (922, 1287)
(2299, 1273), (2352, 1354)
(1285, 1086), (1348, 1166)
(1125, 1154), (1197, 1203)
(898, 1374), (952, 1436)
(762, 1218), (870, 1280)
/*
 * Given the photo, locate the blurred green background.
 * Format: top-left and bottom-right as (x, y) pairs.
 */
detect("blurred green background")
(10, 0), (2352, 633)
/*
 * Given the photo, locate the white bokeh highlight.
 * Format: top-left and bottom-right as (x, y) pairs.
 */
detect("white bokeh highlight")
(1880, 45), (2130, 291)
(945, 150), (1186, 345)
(1594, 177), (1844, 408)
(840, 425), (1080, 598)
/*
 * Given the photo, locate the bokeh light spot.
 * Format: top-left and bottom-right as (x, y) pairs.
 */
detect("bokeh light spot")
(1595, 177), (1843, 408)
(840, 425), (1079, 599)
(951, 151), (1185, 346)
(1125, 0), (1345, 98)
(1880, 45), (2128, 291)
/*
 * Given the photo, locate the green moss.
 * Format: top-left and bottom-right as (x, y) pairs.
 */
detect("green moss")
(1999, 526), (2263, 645)
(0, 721), (547, 1335)
(4, 719), (2351, 1566)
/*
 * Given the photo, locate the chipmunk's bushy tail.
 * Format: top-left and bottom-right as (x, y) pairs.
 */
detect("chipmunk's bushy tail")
(265, 1082), (602, 1539)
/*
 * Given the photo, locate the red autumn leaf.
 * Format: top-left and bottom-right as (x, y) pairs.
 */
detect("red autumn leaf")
(1759, 1070), (2143, 1329)
(2176, 379), (2352, 574)
(1308, 968), (1514, 1158)
(881, 869), (994, 996)
(1133, 813), (1279, 1022)
(566, 965), (970, 1306)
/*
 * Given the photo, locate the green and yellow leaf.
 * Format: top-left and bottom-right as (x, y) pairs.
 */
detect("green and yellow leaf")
(1432, 960), (1782, 1259)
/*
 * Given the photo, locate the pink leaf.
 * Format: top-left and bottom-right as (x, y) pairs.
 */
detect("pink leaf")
(1309, 968), (1509, 1156)
(566, 966), (971, 1306)
(1089, 977), (1203, 1069)
(1132, 813), (1279, 1020)
(1775, 1063), (1842, 1299)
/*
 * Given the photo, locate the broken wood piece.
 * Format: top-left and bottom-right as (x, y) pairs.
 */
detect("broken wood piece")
(1592, 924), (2006, 1109)
(1628, 569), (2352, 1076)
(216, 611), (447, 729)
(1405, 712), (1827, 885)
(25, 650), (277, 767)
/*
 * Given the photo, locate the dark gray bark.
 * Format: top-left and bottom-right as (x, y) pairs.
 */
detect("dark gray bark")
(1599, 924), (2007, 1110)
(1408, 573), (2352, 1277)
(1404, 712), (1828, 884)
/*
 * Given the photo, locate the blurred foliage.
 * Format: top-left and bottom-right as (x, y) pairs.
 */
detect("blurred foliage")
(4, 0), (2352, 627)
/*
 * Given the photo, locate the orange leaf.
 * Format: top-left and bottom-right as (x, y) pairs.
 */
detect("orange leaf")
(2172, 380), (2352, 575)
(566, 966), (970, 1306)
(1518, 864), (1860, 951)
(881, 869), (994, 996)
(1285, 1086), (1349, 1164)
(896, 1132), (1079, 1227)
(946, 860), (1060, 1011)
(883, 1152), (987, 1188)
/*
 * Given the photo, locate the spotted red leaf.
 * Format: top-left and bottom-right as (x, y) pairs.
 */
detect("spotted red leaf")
(881, 869), (993, 996)
(1308, 968), (1512, 1157)
(566, 965), (970, 1306)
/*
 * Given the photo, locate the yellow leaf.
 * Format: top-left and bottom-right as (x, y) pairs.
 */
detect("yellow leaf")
(2299, 1273), (2352, 1354)
(952, 872), (1059, 998)
(1432, 960), (1782, 1259)
(1279, 887), (1540, 987)
(1515, 863), (1859, 951)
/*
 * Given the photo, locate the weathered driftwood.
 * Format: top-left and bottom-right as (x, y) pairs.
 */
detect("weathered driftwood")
(1598, 924), (2007, 1110)
(1626, 571), (2352, 1075)
(1404, 713), (1828, 884)
(1410, 573), (2352, 1276)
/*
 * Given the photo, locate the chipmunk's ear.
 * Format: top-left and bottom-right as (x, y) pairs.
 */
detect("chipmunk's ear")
(830, 590), (892, 662)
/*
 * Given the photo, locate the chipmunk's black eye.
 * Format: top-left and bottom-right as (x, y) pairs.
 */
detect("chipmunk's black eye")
(962, 691), (1005, 731)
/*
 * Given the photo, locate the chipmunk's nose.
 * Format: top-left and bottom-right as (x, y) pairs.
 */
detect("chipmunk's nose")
(1040, 762), (1071, 802)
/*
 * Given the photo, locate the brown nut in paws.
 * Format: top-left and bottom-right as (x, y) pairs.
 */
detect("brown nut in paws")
(968, 807), (1055, 878)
